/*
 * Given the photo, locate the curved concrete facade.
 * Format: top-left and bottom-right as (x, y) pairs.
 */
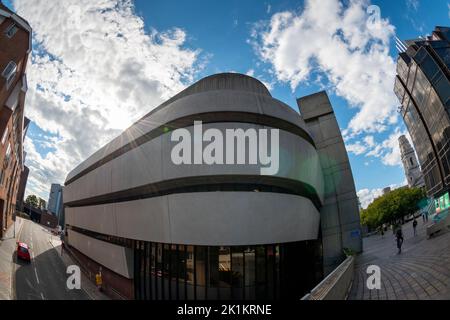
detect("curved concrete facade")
(63, 73), (359, 300)
(64, 123), (324, 206)
(66, 75), (315, 184)
(65, 73), (324, 247)
(66, 192), (321, 246)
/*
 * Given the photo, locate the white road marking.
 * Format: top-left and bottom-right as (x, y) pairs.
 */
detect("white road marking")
(40, 292), (44, 300)
(34, 267), (40, 284)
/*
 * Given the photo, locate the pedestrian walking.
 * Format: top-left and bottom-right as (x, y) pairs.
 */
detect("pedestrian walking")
(413, 219), (418, 236)
(422, 212), (425, 222)
(395, 227), (404, 254)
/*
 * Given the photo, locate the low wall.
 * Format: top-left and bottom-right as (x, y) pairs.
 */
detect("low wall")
(301, 256), (355, 300)
(65, 245), (133, 300)
(427, 212), (450, 238)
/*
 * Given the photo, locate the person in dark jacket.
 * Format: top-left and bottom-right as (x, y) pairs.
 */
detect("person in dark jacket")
(413, 219), (418, 236)
(396, 227), (404, 254)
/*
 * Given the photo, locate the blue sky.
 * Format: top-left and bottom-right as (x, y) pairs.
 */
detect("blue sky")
(5, 0), (450, 207)
(133, 0), (447, 189)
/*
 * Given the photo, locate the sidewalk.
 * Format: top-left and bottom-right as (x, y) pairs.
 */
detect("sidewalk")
(0, 218), (24, 300)
(349, 218), (450, 300)
(47, 234), (110, 300)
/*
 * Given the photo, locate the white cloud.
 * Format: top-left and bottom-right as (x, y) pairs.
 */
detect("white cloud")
(14, 0), (204, 198)
(378, 128), (404, 166)
(406, 0), (419, 11)
(346, 142), (367, 155)
(251, 0), (398, 136)
(357, 187), (383, 209)
(448, 3), (450, 19)
(346, 127), (406, 167)
(364, 135), (375, 147)
(246, 69), (255, 77)
(357, 181), (406, 209)
(246, 69), (274, 91)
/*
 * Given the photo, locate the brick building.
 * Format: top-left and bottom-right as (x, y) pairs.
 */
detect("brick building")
(0, 2), (31, 237)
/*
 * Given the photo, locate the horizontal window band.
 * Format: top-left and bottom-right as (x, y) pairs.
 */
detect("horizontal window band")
(67, 225), (134, 248)
(65, 111), (316, 185)
(65, 175), (322, 210)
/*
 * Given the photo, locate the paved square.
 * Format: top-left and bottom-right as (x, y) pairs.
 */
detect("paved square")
(349, 218), (450, 300)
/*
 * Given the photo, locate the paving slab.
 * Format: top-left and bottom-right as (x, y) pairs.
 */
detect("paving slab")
(349, 218), (450, 300)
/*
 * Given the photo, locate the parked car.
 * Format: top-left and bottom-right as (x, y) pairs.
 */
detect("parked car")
(17, 242), (31, 262)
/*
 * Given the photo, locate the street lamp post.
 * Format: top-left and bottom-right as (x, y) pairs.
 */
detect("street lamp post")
(13, 212), (16, 238)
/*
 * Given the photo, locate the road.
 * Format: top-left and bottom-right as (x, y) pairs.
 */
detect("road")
(14, 219), (89, 300)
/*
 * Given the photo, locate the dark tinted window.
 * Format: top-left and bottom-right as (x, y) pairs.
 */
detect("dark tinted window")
(421, 54), (440, 81)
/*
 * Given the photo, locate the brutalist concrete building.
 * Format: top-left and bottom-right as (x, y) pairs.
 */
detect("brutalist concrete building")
(64, 73), (361, 300)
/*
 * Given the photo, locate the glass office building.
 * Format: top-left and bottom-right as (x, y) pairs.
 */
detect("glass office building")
(394, 26), (450, 198)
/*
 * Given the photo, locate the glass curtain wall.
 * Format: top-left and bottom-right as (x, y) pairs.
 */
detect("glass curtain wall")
(134, 240), (322, 300)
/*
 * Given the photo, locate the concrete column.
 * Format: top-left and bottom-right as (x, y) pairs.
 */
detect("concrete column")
(297, 91), (362, 275)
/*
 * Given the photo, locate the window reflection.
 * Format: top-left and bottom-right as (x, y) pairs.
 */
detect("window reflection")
(196, 246), (206, 299)
(218, 247), (231, 287)
(177, 245), (186, 300)
(151, 243), (156, 299)
(255, 246), (266, 300)
(244, 247), (255, 299)
(133, 241), (321, 300)
(231, 247), (244, 299)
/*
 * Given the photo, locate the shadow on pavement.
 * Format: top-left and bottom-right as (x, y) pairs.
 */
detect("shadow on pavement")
(15, 245), (90, 300)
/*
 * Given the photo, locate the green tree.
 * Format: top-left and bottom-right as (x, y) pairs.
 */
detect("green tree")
(25, 195), (39, 208)
(360, 187), (426, 229)
(38, 198), (46, 210)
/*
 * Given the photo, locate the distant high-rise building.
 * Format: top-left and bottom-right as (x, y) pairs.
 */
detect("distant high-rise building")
(47, 183), (61, 214)
(0, 2), (32, 237)
(394, 26), (450, 199)
(47, 183), (64, 227)
(382, 187), (391, 195)
(398, 135), (425, 188)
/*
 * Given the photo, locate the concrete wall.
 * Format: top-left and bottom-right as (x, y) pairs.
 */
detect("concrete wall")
(302, 256), (354, 300)
(67, 229), (134, 279)
(64, 74), (326, 248)
(66, 80), (313, 183)
(66, 192), (321, 246)
(297, 91), (362, 275)
(64, 123), (324, 205)
(63, 73), (336, 289)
